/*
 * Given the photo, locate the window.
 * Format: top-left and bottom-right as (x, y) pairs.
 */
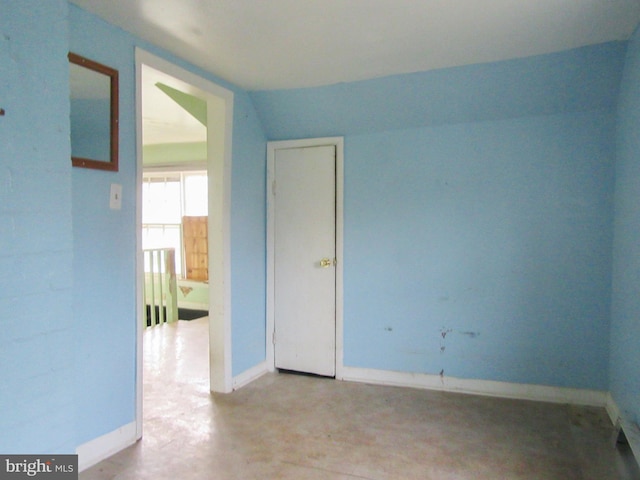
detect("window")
(142, 171), (207, 277)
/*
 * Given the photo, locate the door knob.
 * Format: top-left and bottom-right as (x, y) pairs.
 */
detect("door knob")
(319, 258), (332, 268)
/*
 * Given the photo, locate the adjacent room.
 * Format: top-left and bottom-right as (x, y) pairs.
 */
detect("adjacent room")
(141, 63), (210, 325)
(1, 1), (639, 478)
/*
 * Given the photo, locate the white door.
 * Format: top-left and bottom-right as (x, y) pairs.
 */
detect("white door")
(274, 145), (336, 377)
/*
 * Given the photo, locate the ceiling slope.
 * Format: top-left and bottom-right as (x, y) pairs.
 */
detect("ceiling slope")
(71, 0), (640, 91)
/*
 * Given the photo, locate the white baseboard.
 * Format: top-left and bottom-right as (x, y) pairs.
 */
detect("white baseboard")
(76, 421), (137, 472)
(621, 417), (640, 464)
(605, 392), (622, 425)
(232, 361), (268, 390)
(606, 394), (640, 465)
(339, 367), (608, 407)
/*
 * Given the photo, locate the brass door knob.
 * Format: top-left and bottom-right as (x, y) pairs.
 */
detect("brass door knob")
(319, 258), (332, 268)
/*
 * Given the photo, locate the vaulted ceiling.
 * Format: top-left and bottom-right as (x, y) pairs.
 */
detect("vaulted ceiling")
(71, 0), (640, 91)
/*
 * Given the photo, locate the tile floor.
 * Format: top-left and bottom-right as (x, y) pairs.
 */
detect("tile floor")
(80, 317), (640, 479)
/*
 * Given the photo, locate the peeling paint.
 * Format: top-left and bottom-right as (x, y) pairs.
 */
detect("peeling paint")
(440, 328), (452, 339)
(439, 327), (452, 357)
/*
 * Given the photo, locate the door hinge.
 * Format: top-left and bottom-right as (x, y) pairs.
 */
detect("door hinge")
(272, 180), (276, 196)
(272, 330), (276, 345)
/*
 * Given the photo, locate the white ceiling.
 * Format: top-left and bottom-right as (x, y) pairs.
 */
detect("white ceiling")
(71, 0), (640, 91)
(141, 65), (206, 145)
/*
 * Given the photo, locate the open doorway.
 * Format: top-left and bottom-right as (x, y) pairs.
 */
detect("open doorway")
(141, 64), (209, 322)
(142, 170), (209, 319)
(135, 50), (234, 439)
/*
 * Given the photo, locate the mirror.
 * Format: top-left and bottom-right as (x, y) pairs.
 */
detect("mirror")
(68, 52), (119, 171)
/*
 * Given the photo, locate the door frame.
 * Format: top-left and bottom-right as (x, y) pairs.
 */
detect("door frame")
(266, 137), (344, 379)
(135, 49), (234, 438)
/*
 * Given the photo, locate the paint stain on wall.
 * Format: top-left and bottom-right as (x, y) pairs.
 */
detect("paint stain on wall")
(439, 328), (451, 355)
(459, 331), (481, 339)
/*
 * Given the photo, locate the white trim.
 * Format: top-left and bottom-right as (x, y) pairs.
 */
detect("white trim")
(232, 361), (268, 390)
(134, 52), (145, 441)
(204, 77), (234, 394)
(266, 146), (275, 372)
(334, 142), (345, 380)
(266, 137), (345, 376)
(606, 394), (640, 465)
(142, 162), (207, 173)
(340, 367), (608, 407)
(76, 422), (137, 472)
(621, 416), (640, 464)
(606, 392), (621, 425)
(135, 49), (235, 442)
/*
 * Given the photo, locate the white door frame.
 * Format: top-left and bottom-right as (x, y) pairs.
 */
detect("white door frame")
(135, 49), (234, 439)
(266, 137), (344, 379)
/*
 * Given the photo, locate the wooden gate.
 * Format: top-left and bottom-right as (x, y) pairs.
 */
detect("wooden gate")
(183, 216), (208, 281)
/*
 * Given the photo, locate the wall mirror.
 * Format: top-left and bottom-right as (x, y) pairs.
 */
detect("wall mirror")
(69, 52), (119, 171)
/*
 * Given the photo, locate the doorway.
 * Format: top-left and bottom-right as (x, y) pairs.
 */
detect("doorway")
(135, 49), (234, 438)
(266, 137), (345, 378)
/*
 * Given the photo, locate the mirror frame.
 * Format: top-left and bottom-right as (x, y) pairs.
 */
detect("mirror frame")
(69, 52), (119, 172)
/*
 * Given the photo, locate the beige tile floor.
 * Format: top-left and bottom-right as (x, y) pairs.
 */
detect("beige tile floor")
(80, 317), (640, 479)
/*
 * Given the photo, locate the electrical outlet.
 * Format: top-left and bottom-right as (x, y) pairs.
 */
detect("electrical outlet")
(110, 183), (122, 210)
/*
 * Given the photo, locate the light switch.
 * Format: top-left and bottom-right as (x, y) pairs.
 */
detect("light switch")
(110, 183), (122, 210)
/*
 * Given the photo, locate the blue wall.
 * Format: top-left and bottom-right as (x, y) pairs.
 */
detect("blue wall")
(611, 25), (640, 426)
(230, 94), (268, 375)
(344, 112), (614, 389)
(251, 42), (625, 140)
(1, 0), (638, 458)
(68, 4), (269, 446)
(250, 43), (624, 390)
(0, 1), (268, 454)
(69, 5), (139, 446)
(0, 0), (76, 453)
